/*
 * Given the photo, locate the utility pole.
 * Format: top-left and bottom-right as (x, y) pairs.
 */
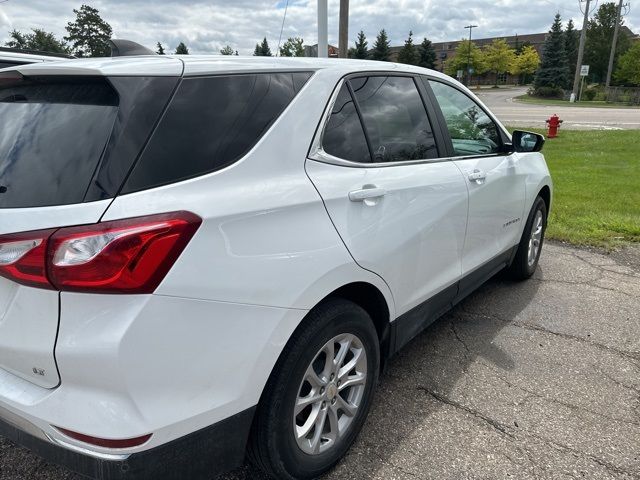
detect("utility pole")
(317, 0), (328, 58)
(571, 0), (591, 102)
(464, 25), (478, 86)
(605, 0), (626, 87)
(338, 0), (349, 58)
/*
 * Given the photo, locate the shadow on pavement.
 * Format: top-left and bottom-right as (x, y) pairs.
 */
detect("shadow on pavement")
(222, 269), (541, 479)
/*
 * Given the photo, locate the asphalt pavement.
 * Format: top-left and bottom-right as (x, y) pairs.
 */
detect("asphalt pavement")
(477, 86), (640, 130)
(1, 242), (639, 480)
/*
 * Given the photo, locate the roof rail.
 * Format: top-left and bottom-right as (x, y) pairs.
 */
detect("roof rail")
(109, 39), (156, 57)
(0, 47), (75, 59)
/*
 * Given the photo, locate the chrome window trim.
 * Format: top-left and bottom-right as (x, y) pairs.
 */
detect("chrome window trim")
(309, 74), (508, 169)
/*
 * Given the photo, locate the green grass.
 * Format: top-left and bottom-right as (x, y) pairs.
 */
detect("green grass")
(514, 94), (639, 109)
(516, 129), (640, 249)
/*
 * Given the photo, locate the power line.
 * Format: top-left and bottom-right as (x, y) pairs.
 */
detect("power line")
(276, 0), (290, 57)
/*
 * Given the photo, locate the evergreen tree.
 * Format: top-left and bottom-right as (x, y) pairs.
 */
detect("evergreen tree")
(156, 42), (165, 55)
(564, 19), (579, 81)
(254, 37), (272, 56)
(533, 13), (570, 91)
(353, 30), (368, 59)
(418, 37), (437, 69)
(584, 2), (631, 83)
(279, 37), (304, 57)
(371, 29), (391, 61)
(175, 42), (189, 54)
(6, 28), (69, 54)
(397, 31), (419, 65)
(220, 45), (234, 55)
(64, 4), (112, 57)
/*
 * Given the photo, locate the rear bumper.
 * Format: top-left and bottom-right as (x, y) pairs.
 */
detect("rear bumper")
(0, 406), (255, 480)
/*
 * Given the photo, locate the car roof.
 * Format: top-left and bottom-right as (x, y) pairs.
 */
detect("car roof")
(9, 54), (450, 81)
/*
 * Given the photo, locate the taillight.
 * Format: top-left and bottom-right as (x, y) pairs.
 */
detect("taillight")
(0, 229), (56, 289)
(0, 212), (201, 294)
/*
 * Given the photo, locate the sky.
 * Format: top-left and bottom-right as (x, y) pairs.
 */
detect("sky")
(0, 0), (638, 55)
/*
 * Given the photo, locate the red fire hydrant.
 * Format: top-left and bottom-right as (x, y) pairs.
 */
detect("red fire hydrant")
(546, 114), (563, 138)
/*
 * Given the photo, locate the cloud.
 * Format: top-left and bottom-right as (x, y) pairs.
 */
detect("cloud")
(0, 0), (638, 55)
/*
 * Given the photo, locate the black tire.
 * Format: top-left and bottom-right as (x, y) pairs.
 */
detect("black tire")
(508, 196), (548, 280)
(248, 298), (380, 480)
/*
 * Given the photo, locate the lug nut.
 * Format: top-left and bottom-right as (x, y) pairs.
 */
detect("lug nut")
(331, 398), (337, 405)
(320, 387), (325, 394)
(330, 373), (335, 380)
(322, 401), (327, 409)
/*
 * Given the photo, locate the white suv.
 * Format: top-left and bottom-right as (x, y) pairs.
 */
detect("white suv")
(0, 55), (551, 480)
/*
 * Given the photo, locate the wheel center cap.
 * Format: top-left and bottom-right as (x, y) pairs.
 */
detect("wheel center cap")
(326, 383), (338, 400)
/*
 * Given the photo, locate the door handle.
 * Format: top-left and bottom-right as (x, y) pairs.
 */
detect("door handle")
(348, 186), (386, 202)
(468, 169), (487, 184)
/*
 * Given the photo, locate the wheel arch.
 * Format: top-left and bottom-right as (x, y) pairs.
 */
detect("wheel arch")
(538, 184), (551, 215)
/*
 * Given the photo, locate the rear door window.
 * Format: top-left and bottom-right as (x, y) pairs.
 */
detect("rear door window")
(349, 76), (438, 162)
(0, 74), (118, 208)
(122, 72), (313, 193)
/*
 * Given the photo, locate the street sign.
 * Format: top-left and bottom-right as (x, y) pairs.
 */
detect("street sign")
(580, 65), (590, 76)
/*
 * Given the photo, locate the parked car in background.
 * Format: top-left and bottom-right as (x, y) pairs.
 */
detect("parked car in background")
(0, 51), (551, 480)
(0, 47), (74, 69)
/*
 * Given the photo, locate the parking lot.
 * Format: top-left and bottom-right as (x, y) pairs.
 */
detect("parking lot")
(2, 241), (638, 480)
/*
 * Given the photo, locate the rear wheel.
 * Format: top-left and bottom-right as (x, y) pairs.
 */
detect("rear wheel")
(508, 196), (547, 280)
(248, 299), (380, 479)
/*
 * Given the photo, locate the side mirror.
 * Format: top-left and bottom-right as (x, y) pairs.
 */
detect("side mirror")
(512, 130), (545, 153)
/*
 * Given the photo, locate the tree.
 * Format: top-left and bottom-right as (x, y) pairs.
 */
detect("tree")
(279, 37), (304, 57)
(156, 42), (165, 55)
(220, 45), (234, 55)
(175, 42), (189, 54)
(5, 28), (69, 54)
(371, 29), (391, 61)
(511, 45), (540, 84)
(397, 31), (419, 65)
(564, 19), (579, 82)
(253, 37), (272, 56)
(483, 38), (516, 86)
(353, 30), (368, 59)
(533, 13), (570, 91)
(445, 40), (486, 79)
(418, 37), (437, 69)
(584, 2), (632, 83)
(64, 4), (112, 57)
(614, 42), (640, 86)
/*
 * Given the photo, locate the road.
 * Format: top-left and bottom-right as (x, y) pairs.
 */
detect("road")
(477, 86), (640, 130)
(1, 242), (639, 480)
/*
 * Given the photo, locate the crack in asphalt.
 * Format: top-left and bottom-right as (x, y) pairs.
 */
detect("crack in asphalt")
(480, 361), (640, 427)
(417, 386), (516, 439)
(513, 322), (640, 364)
(417, 386), (640, 479)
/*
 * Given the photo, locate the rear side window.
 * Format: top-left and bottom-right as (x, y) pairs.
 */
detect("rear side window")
(122, 72), (313, 193)
(0, 74), (118, 208)
(322, 84), (371, 163)
(350, 76), (438, 163)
